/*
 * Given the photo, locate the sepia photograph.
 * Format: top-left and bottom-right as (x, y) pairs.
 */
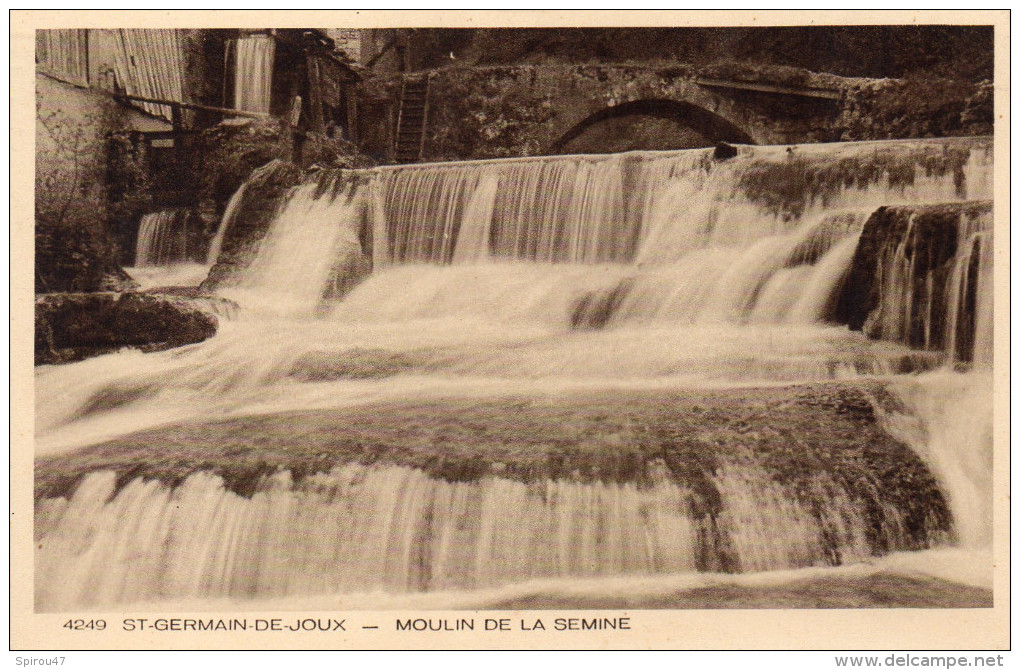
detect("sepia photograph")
(11, 10), (1009, 652)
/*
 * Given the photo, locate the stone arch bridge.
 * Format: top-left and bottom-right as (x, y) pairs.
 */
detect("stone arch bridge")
(358, 63), (852, 162)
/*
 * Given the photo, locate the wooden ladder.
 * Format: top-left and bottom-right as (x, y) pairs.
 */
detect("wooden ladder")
(394, 75), (429, 163)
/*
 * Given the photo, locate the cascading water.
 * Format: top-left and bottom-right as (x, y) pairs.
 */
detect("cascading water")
(945, 210), (994, 366)
(220, 172), (371, 316)
(205, 181), (248, 265)
(127, 208), (212, 291)
(34, 137), (995, 610)
(233, 34), (274, 115)
(35, 447), (950, 610)
(841, 201), (994, 366)
(133, 208), (192, 267)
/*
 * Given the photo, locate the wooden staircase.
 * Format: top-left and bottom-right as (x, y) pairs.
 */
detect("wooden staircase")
(394, 76), (429, 163)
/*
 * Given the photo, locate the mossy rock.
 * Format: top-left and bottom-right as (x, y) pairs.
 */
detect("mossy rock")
(35, 292), (218, 365)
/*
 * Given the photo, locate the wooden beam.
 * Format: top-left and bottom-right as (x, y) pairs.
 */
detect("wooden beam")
(365, 37), (397, 69)
(115, 93), (271, 119)
(695, 77), (841, 100)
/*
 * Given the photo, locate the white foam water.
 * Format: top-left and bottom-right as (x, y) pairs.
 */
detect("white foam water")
(124, 262), (212, 291)
(35, 454), (948, 611)
(232, 34), (274, 115)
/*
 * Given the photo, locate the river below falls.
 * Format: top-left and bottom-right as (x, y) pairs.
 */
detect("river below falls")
(33, 139), (995, 610)
(33, 299), (993, 611)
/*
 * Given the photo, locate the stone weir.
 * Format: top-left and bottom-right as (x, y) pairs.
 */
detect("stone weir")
(202, 136), (993, 362)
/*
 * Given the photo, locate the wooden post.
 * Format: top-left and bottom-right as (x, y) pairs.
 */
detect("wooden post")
(169, 103), (188, 206)
(170, 102), (183, 133)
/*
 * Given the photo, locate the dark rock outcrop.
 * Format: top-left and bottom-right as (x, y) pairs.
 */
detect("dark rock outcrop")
(835, 200), (992, 357)
(195, 119), (372, 246)
(321, 245), (373, 304)
(200, 160), (303, 291)
(570, 280), (633, 329)
(35, 292), (219, 365)
(735, 139), (980, 220)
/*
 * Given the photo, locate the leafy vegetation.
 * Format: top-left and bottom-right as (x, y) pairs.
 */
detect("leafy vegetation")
(35, 93), (132, 292)
(836, 78), (994, 142)
(736, 142), (975, 220)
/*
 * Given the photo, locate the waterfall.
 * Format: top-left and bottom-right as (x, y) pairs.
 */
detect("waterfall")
(133, 208), (193, 267)
(35, 137), (995, 610)
(233, 34), (275, 115)
(219, 138), (991, 337)
(205, 181), (248, 265)
(858, 203), (994, 365)
(450, 173), (500, 265)
(373, 140), (988, 271)
(221, 172), (371, 316)
(945, 211), (994, 367)
(878, 371), (993, 549)
(36, 443), (951, 611)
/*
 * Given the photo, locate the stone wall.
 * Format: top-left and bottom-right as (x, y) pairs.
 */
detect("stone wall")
(357, 63), (993, 162)
(359, 63), (828, 161)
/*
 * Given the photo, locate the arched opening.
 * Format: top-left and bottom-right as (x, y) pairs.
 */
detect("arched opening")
(551, 98), (755, 154)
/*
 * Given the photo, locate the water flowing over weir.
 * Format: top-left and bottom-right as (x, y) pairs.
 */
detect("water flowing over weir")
(222, 173), (372, 316)
(35, 138), (995, 610)
(35, 449), (952, 609)
(126, 208), (212, 291)
(205, 180), (249, 266)
(133, 209), (194, 267)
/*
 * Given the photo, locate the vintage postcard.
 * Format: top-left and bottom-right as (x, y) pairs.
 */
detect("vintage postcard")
(10, 10), (1010, 653)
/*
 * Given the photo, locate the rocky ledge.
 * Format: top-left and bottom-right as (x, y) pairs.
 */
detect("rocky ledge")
(835, 200), (992, 359)
(35, 292), (221, 365)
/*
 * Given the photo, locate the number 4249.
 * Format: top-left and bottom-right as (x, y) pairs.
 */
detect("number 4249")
(63, 619), (106, 631)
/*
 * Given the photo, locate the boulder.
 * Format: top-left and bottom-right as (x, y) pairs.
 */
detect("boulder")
(713, 141), (738, 160)
(35, 292), (218, 365)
